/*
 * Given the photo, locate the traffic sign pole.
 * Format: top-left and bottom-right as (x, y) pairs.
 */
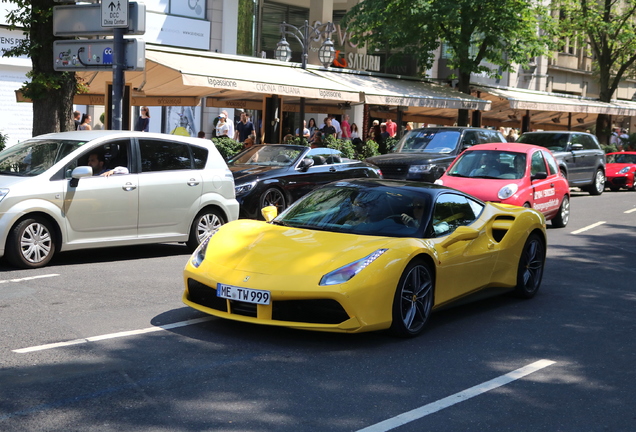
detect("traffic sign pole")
(112, 28), (125, 130)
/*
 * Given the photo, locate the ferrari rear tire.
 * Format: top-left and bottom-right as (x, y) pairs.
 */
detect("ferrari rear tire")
(551, 195), (570, 228)
(513, 233), (545, 299)
(260, 187), (286, 215)
(6, 216), (56, 269)
(390, 259), (434, 337)
(187, 208), (225, 251)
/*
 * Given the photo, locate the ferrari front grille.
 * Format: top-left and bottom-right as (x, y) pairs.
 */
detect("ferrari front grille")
(272, 299), (349, 324)
(187, 279), (228, 312)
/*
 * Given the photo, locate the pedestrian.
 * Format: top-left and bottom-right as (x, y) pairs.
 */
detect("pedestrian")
(78, 113), (92, 130)
(134, 106), (150, 132)
(222, 110), (235, 141)
(235, 111), (255, 142)
(197, 131), (206, 138)
(295, 120), (310, 139)
(329, 115), (342, 139)
(321, 117), (337, 138)
(215, 113), (230, 138)
(341, 114), (352, 140)
(350, 123), (360, 140)
(506, 128), (518, 142)
(385, 118), (397, 137)
(308, 118), (318, 141)
(405, 122), (414, 132)
(73, 110), (81, 130)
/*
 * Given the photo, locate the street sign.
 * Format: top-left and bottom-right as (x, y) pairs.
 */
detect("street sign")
(102, 0), (129, 28)
(53, 2), (145, 36)
(53, 39), (145, 71)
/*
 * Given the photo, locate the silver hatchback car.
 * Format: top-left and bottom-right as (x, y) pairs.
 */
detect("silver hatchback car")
(0, 131), (239, 268)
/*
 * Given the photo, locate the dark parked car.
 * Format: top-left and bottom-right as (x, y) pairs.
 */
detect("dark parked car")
(228, 144), (382, 219)
(365, 127), (507, 182)
(516, 131), (606, 195)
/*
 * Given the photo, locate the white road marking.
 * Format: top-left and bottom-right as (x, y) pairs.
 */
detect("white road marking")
(356, 359), (556, 432)
(571, 221), (606, 235)
(13, 317), (214, 353)
(0, 274), (60, 284)
(625, 208), (636, 214)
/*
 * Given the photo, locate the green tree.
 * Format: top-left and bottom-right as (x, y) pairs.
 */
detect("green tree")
(343, 0), (556, 126)
(555, 0), (636, 144)
(2, 0), (78, 136)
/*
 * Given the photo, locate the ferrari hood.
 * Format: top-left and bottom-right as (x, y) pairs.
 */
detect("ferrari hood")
(606, 163), (634, 175)
(205, 219), (392, 276)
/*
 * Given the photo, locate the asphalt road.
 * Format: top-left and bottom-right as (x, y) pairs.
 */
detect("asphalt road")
(0, 189), (634, 432)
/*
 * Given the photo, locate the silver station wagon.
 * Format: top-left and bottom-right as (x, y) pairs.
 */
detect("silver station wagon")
(0, 131), (239, 268)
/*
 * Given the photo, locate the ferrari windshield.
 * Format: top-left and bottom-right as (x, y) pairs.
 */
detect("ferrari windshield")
(0, 139), (84, 177)
(396, 130), (460, 153)
(447, 150), (526, 180)
(274, 184), (431, 237)
(607, 153), (636, 164)
(228, 145), (303, 166)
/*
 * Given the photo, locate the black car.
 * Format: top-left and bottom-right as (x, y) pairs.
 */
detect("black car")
(516, 131), (606, 195)
(228, 144), (382, 219)
(365, 127), (507, 182)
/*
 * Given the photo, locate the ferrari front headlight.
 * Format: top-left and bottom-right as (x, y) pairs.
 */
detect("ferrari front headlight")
(434, 179), (444, 185)
(619, 167), (630, 174)
(498, 183), (518, 200)
(190, 231), (216, 268)
(319, 249), (388, 286)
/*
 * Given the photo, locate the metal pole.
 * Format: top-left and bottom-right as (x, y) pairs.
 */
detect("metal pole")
(112, 27), (126, 130)
(299, 20), (309, 143)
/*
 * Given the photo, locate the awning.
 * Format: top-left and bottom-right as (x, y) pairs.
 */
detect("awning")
(76, 44), (362, 106)
(474, 85), (636, 130)
(313, 69), (491, 111)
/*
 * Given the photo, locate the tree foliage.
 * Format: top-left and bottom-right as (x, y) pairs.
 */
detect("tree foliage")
(343, 0), (556, 125)
(2, 0), (79, 136)
(555, 0), (636, 143)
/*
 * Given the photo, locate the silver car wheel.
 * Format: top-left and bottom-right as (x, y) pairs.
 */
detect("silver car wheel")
(196, 213), (222, 244)
(590, 169), (605, 195)
(7, 217), (57, 269)
(21, 221), (52, 264)
(187, 208), (226, 251)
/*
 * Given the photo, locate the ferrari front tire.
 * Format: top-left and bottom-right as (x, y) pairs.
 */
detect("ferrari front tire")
(513, 233), (545, 299)
(390, 259), (434, 337)
(6, 216), (56, 269)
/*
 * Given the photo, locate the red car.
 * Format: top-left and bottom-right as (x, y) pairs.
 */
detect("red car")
(605, 152), (636, 191)
(436, 143), (570, 227)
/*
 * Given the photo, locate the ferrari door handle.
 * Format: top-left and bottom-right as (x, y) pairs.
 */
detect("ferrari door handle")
(329, 167), (337, 172)
(550, 183), (554, 187)
(187, 178), (200, 186)
(122, 182), (137, 191)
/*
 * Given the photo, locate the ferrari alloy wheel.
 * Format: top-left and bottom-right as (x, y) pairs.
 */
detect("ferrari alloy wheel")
(551, 195), (570, 228)
(187, 208), (225, 251)
(589, 169), (605, 195)
(6, 217), (56, 269)
(260, 187), (286, 215)
(390, 260), (434, 337)
(513, 233), (545, 299)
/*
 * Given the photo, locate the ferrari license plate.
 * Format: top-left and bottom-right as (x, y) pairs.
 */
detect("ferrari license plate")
(217, 283), (271, 305)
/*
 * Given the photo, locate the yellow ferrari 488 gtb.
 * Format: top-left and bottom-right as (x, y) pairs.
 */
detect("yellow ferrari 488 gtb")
(183, 179), (547, 337)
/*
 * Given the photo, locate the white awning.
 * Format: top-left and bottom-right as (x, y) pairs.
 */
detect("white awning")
(312, 69), (491, 111)
(475, 85), (636, 116)
(77, 45), (362, 104)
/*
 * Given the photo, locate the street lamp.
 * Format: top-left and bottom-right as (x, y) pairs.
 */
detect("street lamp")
(275, 20), (336, 141)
